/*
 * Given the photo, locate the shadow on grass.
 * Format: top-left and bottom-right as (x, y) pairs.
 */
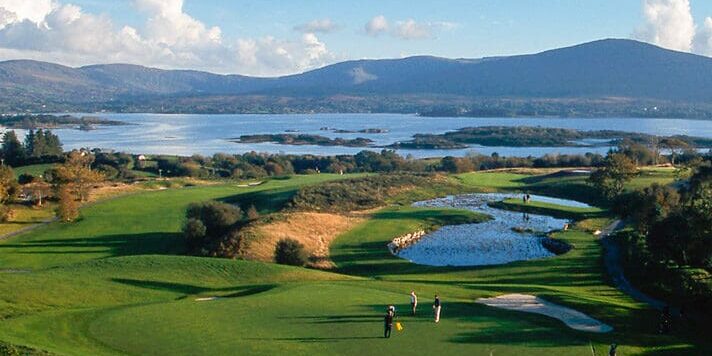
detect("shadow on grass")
(111, 278), (276, 298)
(245, 336), (382, 343)
(0, 232), (186, 257)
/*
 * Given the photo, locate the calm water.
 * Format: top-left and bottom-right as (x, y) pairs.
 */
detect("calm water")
(399, 193), (577, 266)
(4, 113), (712, 158)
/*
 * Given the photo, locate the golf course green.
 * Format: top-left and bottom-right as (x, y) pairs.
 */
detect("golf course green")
(0, 170), (708, 355)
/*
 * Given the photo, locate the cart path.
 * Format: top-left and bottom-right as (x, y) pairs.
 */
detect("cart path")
(599, 219), (665, 310)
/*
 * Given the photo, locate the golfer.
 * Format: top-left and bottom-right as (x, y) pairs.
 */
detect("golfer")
(433, 295), (441, 323)
(384, 307), (394, 338)
(410, 291), (418, 315)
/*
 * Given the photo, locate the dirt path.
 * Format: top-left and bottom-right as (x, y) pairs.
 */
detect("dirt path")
(0, 217), (57, 242)
(599, 219), (666, 310)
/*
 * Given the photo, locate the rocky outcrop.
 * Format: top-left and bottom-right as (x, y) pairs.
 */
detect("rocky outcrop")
(541, 237), (573, 255)
(387, 230), (427, 254)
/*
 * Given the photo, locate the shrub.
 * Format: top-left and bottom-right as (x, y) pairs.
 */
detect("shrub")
(183, 218), (207, 253)
(184, 201), (243, 256)
(246, 204), (260, 220)
(17, 173), (35, 185)
(186, 201), (242, 237)
(274, 238), (307, 266)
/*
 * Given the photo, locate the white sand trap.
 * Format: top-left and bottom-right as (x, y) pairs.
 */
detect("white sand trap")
(476, 294), (613, 333)
(194, 297), (220, 302)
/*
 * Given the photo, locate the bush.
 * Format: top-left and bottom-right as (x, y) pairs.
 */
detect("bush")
(274, 238), (307, 266)
(183, 201), (243, 256)
(17, 173), (35, 185)
(186, 201), (242, 237)
(183, 218), (207, 253)
(246, 204), (260, 220)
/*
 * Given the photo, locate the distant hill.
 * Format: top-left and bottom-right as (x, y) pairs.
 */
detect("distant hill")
(2, 39), (712, 115)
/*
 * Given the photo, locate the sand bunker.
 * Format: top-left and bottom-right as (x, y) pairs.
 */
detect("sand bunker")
(195, 297), (220, 302)
(476, 294), (613, 333)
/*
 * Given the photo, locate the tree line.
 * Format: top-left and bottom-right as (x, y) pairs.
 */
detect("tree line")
(589, 145), (712, 313)
(0, 129), (63, 166)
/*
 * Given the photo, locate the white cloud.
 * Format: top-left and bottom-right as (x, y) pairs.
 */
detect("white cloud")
(0, 0), (336, 76)
(365, 15), (388, 36)
(365, 16), (456, 40)
(393, 19), (431, 40)
(235, 33), (335, 77)
(294, 18), (338, 33)
(694, 17), (712, 56)
(634, 0), (696, 52)
(0, 0), (54, 28)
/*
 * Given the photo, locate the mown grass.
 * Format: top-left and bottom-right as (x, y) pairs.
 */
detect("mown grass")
(12, 164), (56, 178)
(0, 169), (708, 355)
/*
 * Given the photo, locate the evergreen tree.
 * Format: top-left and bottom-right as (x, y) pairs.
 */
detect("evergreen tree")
(44, 130), (63, 157)
(23, 129), (35, 158)
(1, 130), (25, 166)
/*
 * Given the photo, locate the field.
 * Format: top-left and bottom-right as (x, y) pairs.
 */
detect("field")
(0, 170), (708, 355)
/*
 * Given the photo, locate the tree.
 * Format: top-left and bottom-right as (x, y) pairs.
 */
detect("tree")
(614, 183), (680, 234)
(274, 238), (307, 266)
(53, 151), (105, 202)
(588, 153), (638, 199)
(23, 129), (35, 158)
(57, 185), (79, 222)
(1, 131), (25, 166)
(0, 165), (17, 222)
(660, 138), (689, 166)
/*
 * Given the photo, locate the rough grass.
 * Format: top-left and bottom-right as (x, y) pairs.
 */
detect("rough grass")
(242, 211), (366, 268)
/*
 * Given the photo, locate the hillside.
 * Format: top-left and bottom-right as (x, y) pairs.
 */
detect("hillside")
(2, 39), (712, 115)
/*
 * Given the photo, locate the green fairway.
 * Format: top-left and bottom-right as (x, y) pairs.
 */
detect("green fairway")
(0, 170), (708, 355)
(12, 163), (57, 178)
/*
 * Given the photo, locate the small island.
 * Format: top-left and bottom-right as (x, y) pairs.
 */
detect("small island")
(0, 114), (127, 130)
(388, 126), (712, 149)
(232, 134), (374, 147)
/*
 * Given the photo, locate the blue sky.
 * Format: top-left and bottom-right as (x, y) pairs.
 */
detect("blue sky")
(63, 0), (712, 58)
(1, 0), (712, 75)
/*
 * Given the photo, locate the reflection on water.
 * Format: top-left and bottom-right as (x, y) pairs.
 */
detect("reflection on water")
(398, 193), (586, 266)
(2, 113), (711, 158)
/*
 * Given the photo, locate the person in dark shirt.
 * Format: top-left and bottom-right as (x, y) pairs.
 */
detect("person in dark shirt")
(384, 308), (394, 338)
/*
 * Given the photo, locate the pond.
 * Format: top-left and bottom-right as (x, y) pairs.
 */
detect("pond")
(397, 193), (584, 266)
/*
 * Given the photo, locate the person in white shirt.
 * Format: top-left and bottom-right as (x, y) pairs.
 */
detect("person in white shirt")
(433, 295), (441, 323)
(410, 291), (418, 315)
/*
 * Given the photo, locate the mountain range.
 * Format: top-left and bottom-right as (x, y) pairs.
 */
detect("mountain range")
(2, 39), (712, 116)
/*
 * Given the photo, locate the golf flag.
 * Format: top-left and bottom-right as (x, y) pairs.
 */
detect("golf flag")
(395, 322), (403, 331)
